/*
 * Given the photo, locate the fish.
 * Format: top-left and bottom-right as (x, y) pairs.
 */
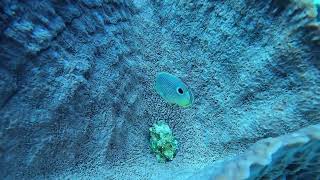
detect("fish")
(155, 72), (194, 107)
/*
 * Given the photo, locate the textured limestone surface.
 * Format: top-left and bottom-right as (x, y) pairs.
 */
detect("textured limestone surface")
(0, 0), (319, 179)
(190, 124), (320, 180)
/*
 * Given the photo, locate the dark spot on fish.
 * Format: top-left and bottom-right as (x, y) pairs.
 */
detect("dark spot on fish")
(178, 88), (183, 94)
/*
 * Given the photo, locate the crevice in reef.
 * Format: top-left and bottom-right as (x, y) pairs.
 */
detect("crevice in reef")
(0, 88), (19, 110)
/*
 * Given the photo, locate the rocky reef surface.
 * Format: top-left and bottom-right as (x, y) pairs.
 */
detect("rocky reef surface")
(0, 0), (319, 179)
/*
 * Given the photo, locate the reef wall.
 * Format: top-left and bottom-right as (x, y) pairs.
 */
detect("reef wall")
(0, 0), (319, 179)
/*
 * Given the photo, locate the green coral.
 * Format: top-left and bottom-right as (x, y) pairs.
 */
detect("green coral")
(149, 120), (178, 162)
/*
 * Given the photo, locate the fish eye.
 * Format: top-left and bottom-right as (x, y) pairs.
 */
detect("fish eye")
(177, 88), (184, 94)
